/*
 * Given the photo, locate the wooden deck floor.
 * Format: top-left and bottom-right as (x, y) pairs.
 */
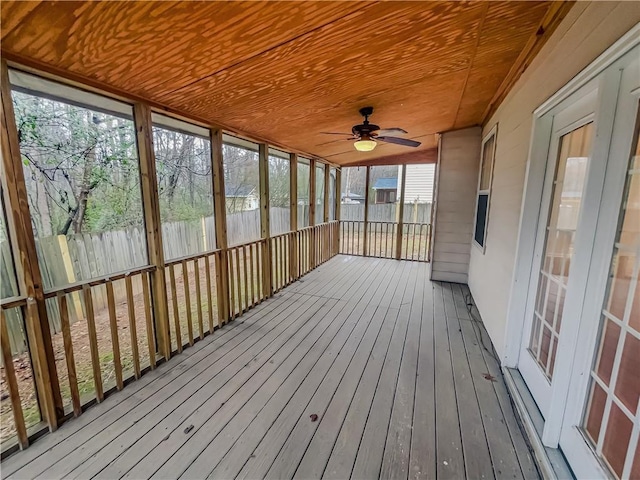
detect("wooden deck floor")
(2, 256), (538, 480)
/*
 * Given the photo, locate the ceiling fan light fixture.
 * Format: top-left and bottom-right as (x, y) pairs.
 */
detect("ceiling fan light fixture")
(354, 136), (377, 152)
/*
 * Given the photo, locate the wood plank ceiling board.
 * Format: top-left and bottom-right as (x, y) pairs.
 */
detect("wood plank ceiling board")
(453, 1), (551, 128)
(0, 1), (367, 99)
(0, 1), (567, 165)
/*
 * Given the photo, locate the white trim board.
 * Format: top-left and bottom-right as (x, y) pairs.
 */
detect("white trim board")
(534, 22), (640, 116)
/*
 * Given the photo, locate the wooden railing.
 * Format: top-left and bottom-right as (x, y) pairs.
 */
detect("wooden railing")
(228, 240), (266, 319)
(400, 222), (431, 262)
(338, 220), (431, 262)
(340, 220), (364, 256)
(0, 265), (159, 452)
(1, 297), (33, 450)
(271, 232), (293, 293)
(165, 250), (223, 352)
(0, 222), (339, 457)
(366, 221), (398, 259)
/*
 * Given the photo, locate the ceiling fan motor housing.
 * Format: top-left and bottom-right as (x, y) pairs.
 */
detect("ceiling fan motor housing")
(358, 106), (374, 117)
(354, 106), (379, 138)
(352, 123), (380, 137)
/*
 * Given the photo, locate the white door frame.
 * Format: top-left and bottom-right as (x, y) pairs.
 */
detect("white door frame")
(559, 49), (640, 480)
(517, 92), (598, 418)
(503, 23), (640, 371)
(503, 21), (640, 475)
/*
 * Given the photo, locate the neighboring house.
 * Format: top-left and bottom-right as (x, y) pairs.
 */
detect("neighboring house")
(341, 192), (365, 204)
(225, 184), (258, 212)
(398, 164), (435, 203)
(372, 177), (397, 204)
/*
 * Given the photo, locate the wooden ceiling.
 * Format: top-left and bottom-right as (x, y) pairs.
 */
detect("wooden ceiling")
(1, 1), (570, 166)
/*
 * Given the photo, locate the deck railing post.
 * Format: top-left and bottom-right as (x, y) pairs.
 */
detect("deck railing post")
(210, 128), (230, 324)
(323, 164), (330, 260)
(363, 166), (371, 256)
(259, 143), (272, 297)
(323, 164), (330, 224)
(396, 164), (407, 260)
(133, 103), (171, 360)
(1, 60), (62, 429)
(335, 168), (341, 256)
(309, 159), (316, 268)
(289, 153), (298, 280)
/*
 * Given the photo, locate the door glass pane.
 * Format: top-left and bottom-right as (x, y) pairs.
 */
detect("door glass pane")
(529, 122), (594, 379)
(480, 135), (495, 191)
(584, 106), (640, 479)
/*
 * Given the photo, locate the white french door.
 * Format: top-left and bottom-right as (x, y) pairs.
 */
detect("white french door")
(559, 49), (640, 480)
(518, 86), (598, 417)
(513, 34), (640, 480)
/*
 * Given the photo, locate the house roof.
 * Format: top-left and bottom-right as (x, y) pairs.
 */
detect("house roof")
(343, 192), (364, 199)
(0, 2), (571, 166)
(225, 184), (256, 197)
(373, 178), (398, 190)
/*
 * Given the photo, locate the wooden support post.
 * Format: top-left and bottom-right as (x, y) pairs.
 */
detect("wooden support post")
(309, 159), (316, 267)
(210, 128), (230, 324)
(323, 165), (330, 224)
(321, 164), (329, 262)
(335, 168), (342, 255)
(289, 153), (298, 280)
(133, 103), (171, 360)
(396, 164), (407, 260)
(363, 166), (371, 257)
(0, 60), (62, 428)
(259, 143), (272, 297)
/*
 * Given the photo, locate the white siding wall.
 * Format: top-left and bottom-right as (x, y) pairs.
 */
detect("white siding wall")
(431, 127), (481, 283)
(468, 2), (640, 358)
(398, 164), (435, 203)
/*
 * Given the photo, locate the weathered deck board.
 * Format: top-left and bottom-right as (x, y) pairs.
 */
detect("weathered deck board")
(3, 256), (538, 480)
(433, 282), (466, 479)
(444, 283), (495, 480)
(409, 262), (436, 480)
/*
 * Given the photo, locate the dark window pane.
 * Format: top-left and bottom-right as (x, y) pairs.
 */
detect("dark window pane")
(474, 194), (488, 246)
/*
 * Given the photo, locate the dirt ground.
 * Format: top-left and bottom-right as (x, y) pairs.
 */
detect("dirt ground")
(340, 230), (429, 260)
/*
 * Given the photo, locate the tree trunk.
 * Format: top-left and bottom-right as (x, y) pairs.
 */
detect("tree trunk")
(73, 143), (96, 234)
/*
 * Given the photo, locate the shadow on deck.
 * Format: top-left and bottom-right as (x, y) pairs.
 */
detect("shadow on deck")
(2, 256), (538, 479)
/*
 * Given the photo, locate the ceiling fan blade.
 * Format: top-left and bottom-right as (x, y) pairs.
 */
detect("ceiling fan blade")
(317, 138), (355, 146)
(375, 128), (408, 136)
(320, 132), (353, 135)
(376, 136), (421, 147)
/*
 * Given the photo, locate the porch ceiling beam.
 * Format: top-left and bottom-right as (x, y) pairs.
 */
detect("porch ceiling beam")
(339, 148), (439, 167)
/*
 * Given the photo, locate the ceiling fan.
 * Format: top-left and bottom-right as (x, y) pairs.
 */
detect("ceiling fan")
(321, 106), (421, 152)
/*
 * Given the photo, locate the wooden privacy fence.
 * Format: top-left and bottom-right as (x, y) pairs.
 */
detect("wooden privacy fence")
(340, 202), (432, 223)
